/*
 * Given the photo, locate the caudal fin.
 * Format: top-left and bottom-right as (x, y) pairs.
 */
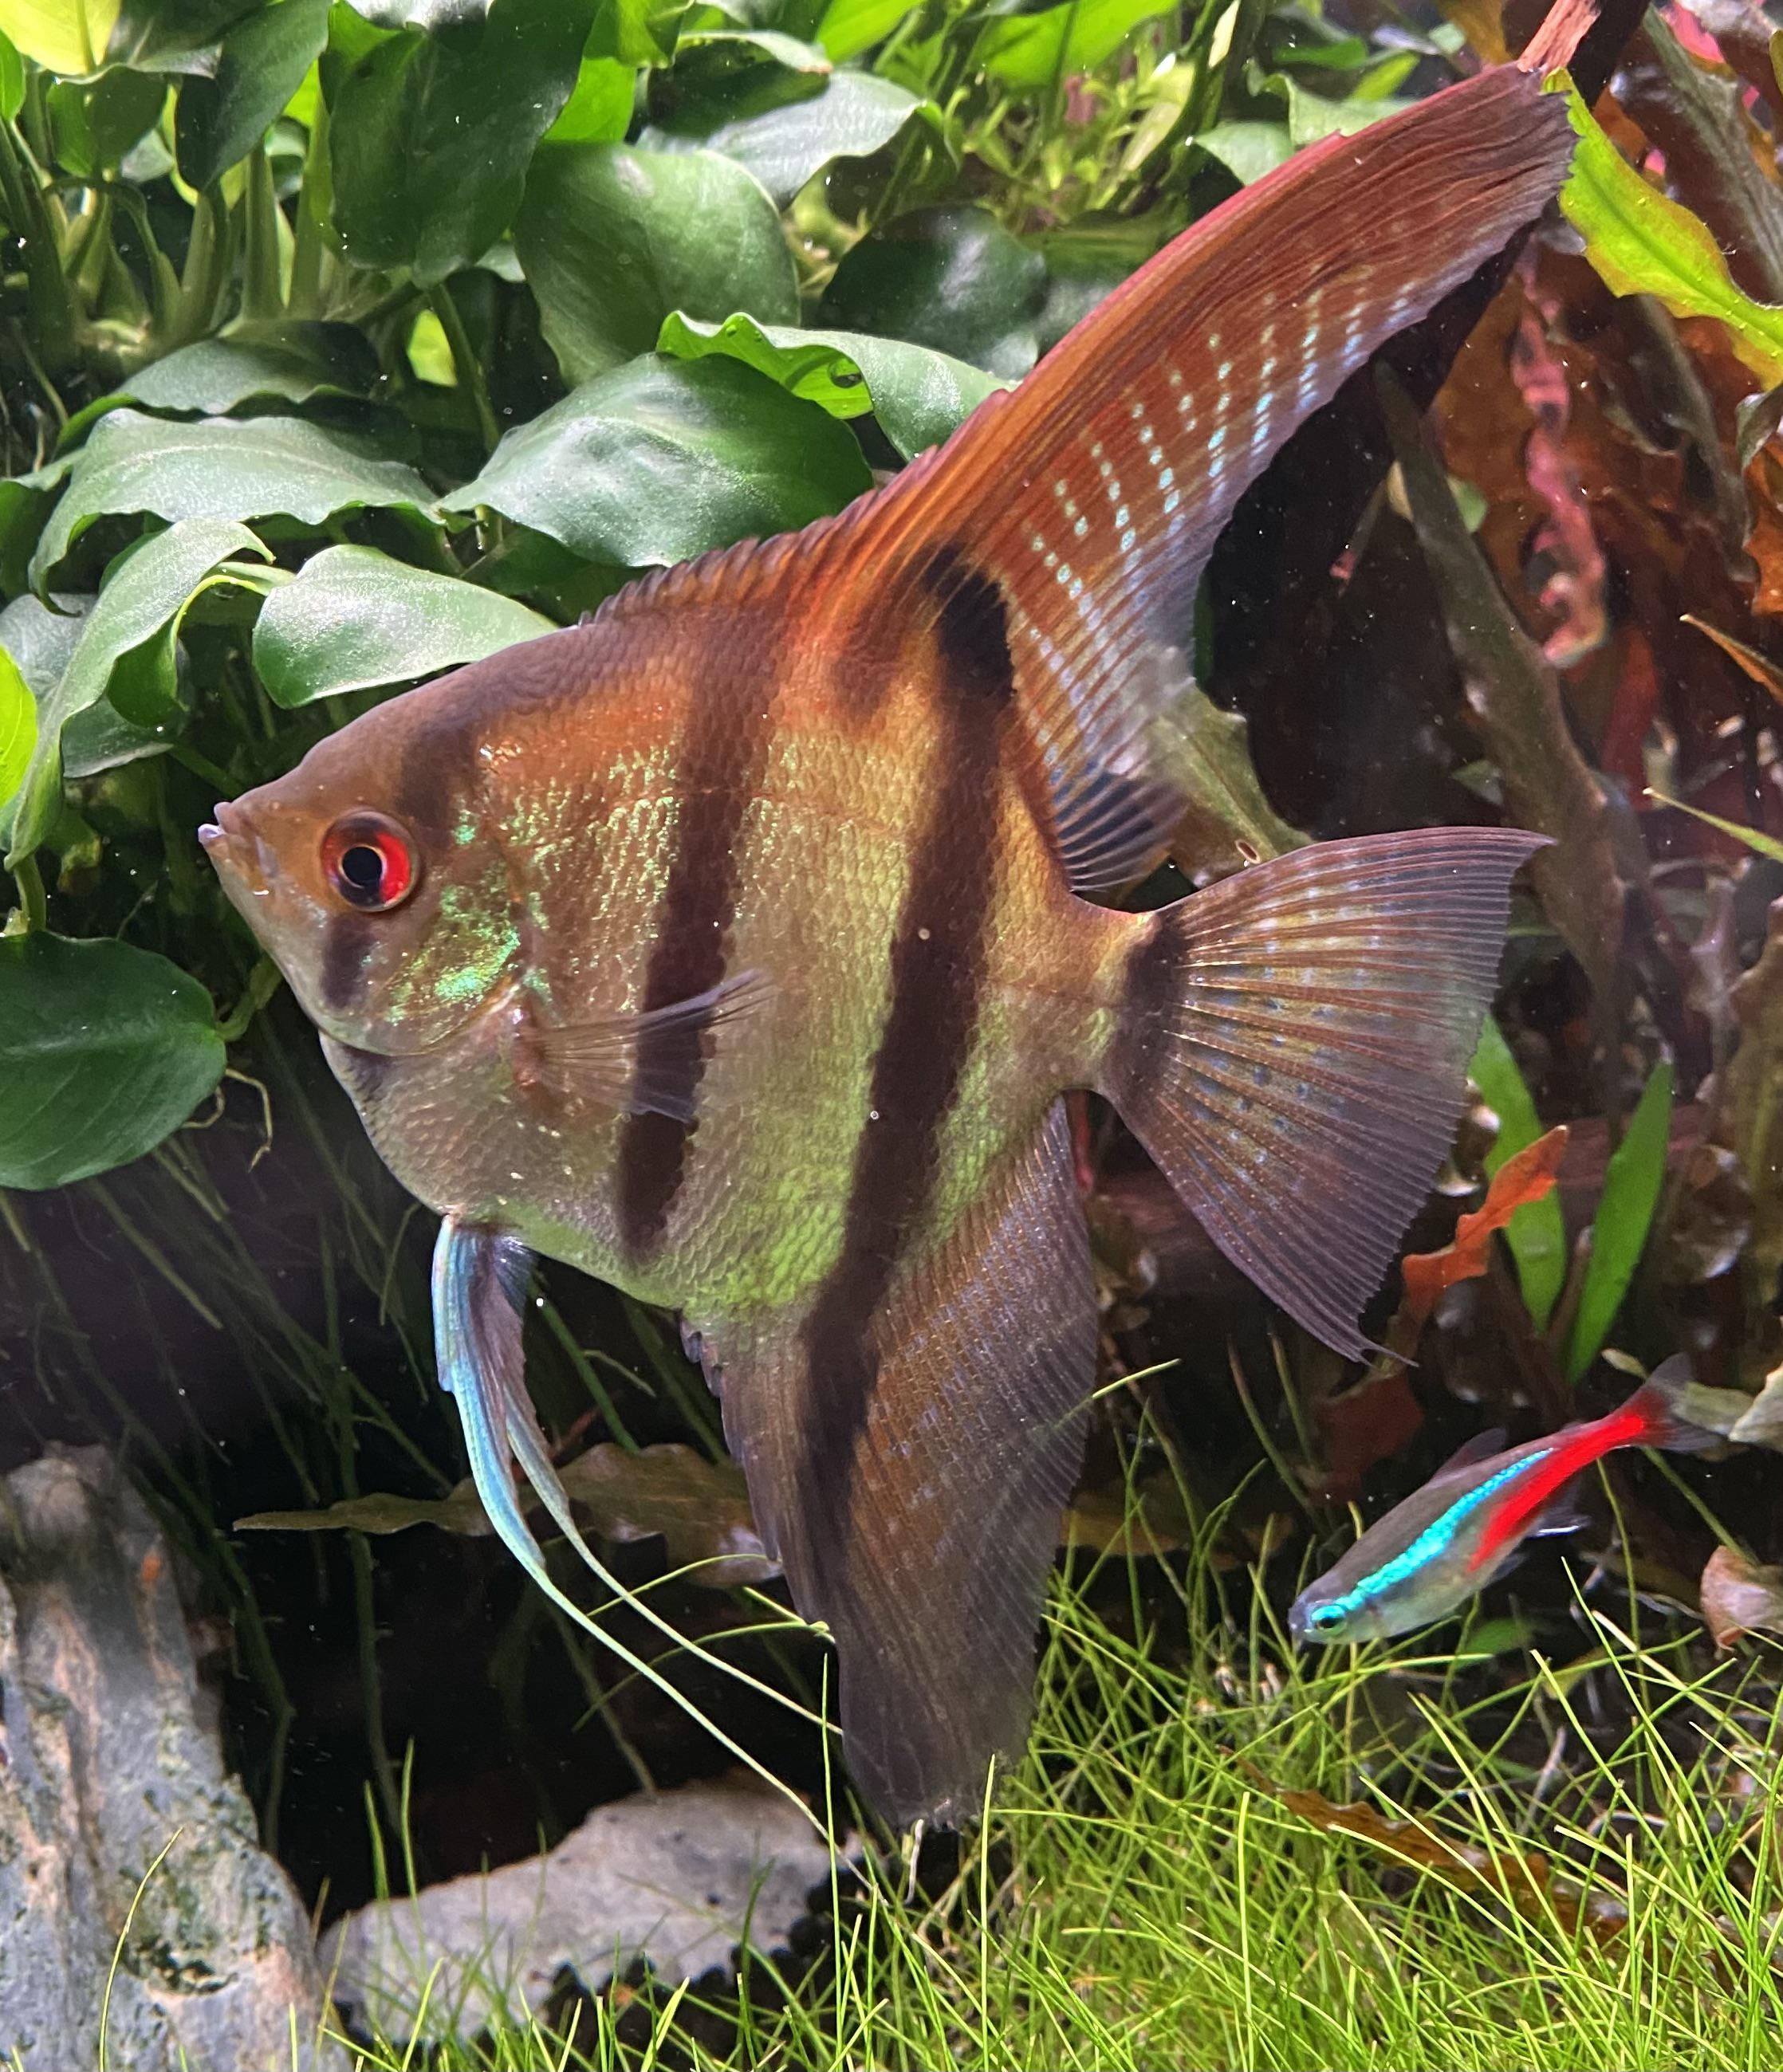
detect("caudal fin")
(1102, 828), (1545, 1358)
(1623, 1355), (1722, 1454)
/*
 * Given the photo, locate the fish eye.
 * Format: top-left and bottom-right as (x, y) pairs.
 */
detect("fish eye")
(1310, 1605), (1345, 1633)
(321, 812), (419, 914)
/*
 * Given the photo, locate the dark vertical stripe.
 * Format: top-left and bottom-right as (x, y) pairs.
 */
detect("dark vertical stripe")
(797, 546), (1017, 1561)
(1112, 906), (1178, 1112)
(616, 662), (779, 1258)
(319, 913), (378, 1014)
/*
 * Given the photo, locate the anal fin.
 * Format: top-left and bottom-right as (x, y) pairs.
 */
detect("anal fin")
(691, 1101), (1096, 1826)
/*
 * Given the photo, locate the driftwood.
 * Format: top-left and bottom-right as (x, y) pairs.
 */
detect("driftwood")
(0, 1446), (342, 2071)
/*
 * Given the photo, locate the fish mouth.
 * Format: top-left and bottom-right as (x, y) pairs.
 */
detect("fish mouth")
(198, 799), (271, 898)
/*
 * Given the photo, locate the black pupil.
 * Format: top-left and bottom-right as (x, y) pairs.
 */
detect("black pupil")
(340, 843), (384, 892)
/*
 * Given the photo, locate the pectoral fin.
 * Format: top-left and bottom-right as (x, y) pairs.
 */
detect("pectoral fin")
(1529, 1495), (1593, 1539)
(522, 969), (773, 1116)
(687, 1101), (1096, 1827)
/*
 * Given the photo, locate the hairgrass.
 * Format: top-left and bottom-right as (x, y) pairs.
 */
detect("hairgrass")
(317, 1522), (1783, 2072)
(10, 1061), (1776, 2070)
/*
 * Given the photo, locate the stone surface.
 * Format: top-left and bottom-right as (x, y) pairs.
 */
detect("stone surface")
(0, 1445), (343, 2070)
(324, 1774), (841, 2044)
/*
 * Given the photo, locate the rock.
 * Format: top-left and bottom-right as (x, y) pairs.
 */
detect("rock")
(324, 1774), (842, 2045)
(0, 1445), (343, 2071)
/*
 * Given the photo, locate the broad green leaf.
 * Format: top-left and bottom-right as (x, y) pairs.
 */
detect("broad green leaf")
(817, 205), (1048, 379)
(0, 29), (22, 117)
(0, 593), (167, 781)
(0, 458), (72, 596)
(517, 142), (797, 383)
(0, 0), (118, 75)
(346, 2), (493, 22)
(656, 310), (1005, 460)
(540, 49), (635, 143)
(9, 519), (269, 863)
(176, 0), (331, 189)
(329, 0), (590, 285)
(104, 0), (266, 73)
(63, 323), (379, 443)
(588, 0), (690, 65)
(1557, 79), (1783, 385)
(1030, 219), (1158, 352)
(1565, 1060), (1675, 1382)
(45, 67), (163, 175)
(1195, 119), (1292, 184)
(1468, 1016), (1567, 1330)
(679, 24), (827, 69)
(1249, 63), (1409, 144)
(678, 69), (927, 206)
(1269, 27), (1371, 71)
(977, 0), (1171, 88)
(32, 411), (434, 584)
(442, 354), (872, 566)
(253, 544), (553, 705)
(406, 309), (455, 386)
(814, 0), (906, 62)
(0, 644), (34, 815)
(0, 934), (226, 1189)
(1647, 787), (1783, 867)
(659, 22), (831, 127)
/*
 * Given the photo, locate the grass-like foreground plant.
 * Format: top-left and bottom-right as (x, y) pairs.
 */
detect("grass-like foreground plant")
(301, 1525), (1783, 2072)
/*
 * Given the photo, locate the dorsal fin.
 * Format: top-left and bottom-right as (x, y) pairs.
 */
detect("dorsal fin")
(834, 61), (1573, 891)
(599, 62), (1574, 892)
(1433, 1427), (1511, 1480)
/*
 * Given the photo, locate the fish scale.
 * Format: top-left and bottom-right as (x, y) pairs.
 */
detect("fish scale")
(203, 44), (1584, 1826)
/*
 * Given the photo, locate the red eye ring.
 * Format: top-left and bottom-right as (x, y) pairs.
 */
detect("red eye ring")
(321, 812), (419, 914)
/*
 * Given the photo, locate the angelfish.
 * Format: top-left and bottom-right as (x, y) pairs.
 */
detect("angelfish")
(201, 57), (1575, 1824)
(1290, 1361), (1714, 1646)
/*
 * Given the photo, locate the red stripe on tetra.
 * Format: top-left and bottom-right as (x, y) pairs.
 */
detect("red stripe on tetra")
(1469, 1404), (1651, 1572)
